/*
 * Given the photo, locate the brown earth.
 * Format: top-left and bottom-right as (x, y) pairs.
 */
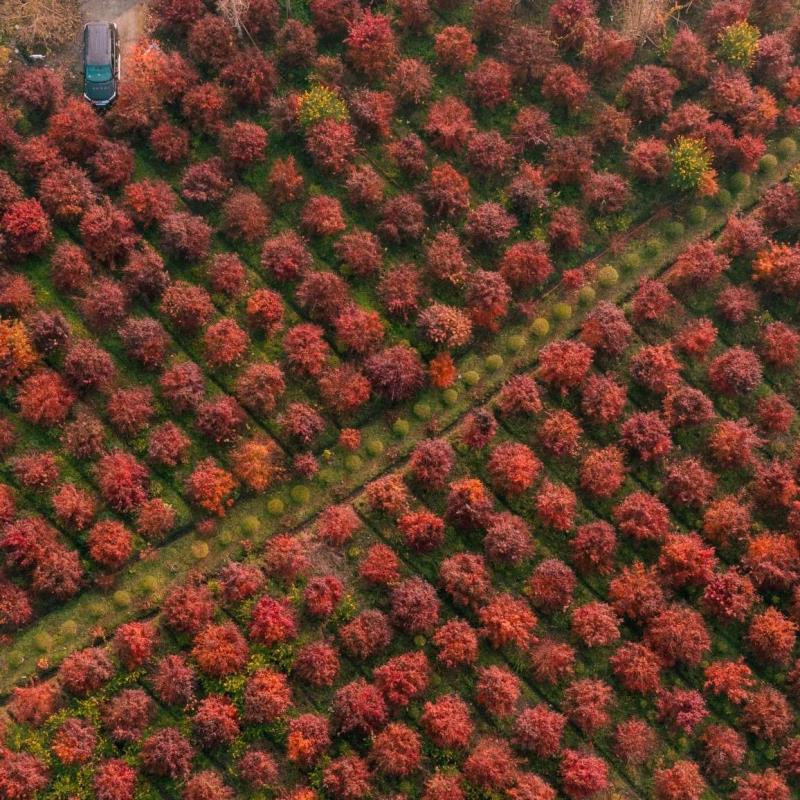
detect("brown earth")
(83, 0), (147, 59)
(50, 0), (146, 82)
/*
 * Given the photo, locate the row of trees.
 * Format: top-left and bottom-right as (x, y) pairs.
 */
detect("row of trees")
(6, 0), (798, 398)
(3, 0), (799, 452)
(1, 7), (800, 797)
(0, 21), (795, 648)
(4, 401), (799, 800)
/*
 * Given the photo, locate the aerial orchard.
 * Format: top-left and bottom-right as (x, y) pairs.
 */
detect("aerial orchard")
(1, 0), (800, 797)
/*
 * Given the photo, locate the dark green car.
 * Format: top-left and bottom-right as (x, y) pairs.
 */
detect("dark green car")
(83, 21), (120, 107)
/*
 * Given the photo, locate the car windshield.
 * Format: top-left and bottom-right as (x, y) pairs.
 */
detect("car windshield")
(86, 63), (112, 82)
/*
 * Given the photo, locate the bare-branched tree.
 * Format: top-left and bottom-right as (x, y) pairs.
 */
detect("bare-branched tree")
(611, 0), (680, 43)
(217, 0), (252, 36)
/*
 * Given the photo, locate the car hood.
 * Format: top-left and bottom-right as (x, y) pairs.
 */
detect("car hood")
(84, 79), (116, 103)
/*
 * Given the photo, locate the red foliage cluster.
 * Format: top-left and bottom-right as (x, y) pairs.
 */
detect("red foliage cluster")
(114, 622), (157, 670)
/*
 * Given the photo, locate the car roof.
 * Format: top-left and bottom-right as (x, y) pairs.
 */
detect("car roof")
(85, 22), (113, 64)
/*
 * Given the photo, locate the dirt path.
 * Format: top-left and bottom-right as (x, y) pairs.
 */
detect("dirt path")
(53, 0), (146, 80)
(82, 0), (147, 60)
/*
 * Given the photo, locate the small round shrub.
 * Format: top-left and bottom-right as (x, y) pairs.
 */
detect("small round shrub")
(597, 266), (619, 287)
(463, 370), (480, 385)
(393, 419), (410, 436)
(777, 137), (796, 159)
(621, 252), (641, 271)
(414, 402), (432, 419)
(714, 188), (733, 207)
(140, 576), (160, 594)
(643, 238), (661, 258)
(665, 221), (685, 239)
(579, 286), (596, 304)
(267, 498), (285, 515)
(485, 354), (503, 370)
(319, 468), (338, 484)
(291, 486), (311, 504)
(88, 601), (108, 618)
(192, 541), (210, 559)
(345, 454), (363, 471)
(687, 205), (707, 224)
(553, 302), (572, 320)
(531, 318), (550, 336)
(729, 172), (750, 193)
(241, 516), (260, 535)
(759, 153), (779, 173)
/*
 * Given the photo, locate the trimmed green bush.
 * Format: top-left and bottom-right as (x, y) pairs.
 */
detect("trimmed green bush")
(713, 188), (733, 207)
(218, 529), (234, 546)
(366, 438), (384, 456)
(59, 619), (78, 637)
(290, 485), (311, 504)
(777, 137), (797, 159)
(729, 172), (750, 193)
(113, 590), (132, 609)
(790, 164), (800, 192)
(192, 541), (210, 559)
(442, 388), (459, 406)
(759, 153), (778, 174)
(241, 515), (261, 535)
(597, 266), (619, 287)
(552, 302), (572, 320)
(531, 317), (550, 336)
(620, 252), (641, 271)
(35, 632), (53, 652)
(485, 354), (503, 371)
(319, 468), (339, 484)
(345, 454), (363, 472)
(393, 419), (410, 436)
(507, 334), (525, 352)
(687, 205), (707, 224)
(643, 238), (661, 258)
(140, 575), (161, 594)
(578, 285), (596, 304)
(413, 401), (432, 419)
(463, 370), (480, 385)
(88, 600), (108, 618)
(665, 220), (685, 240)
(267, 498), (285, 515)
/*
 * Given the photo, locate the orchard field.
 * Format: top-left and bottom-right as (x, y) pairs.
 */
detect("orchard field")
(1, 0), (800, 798)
